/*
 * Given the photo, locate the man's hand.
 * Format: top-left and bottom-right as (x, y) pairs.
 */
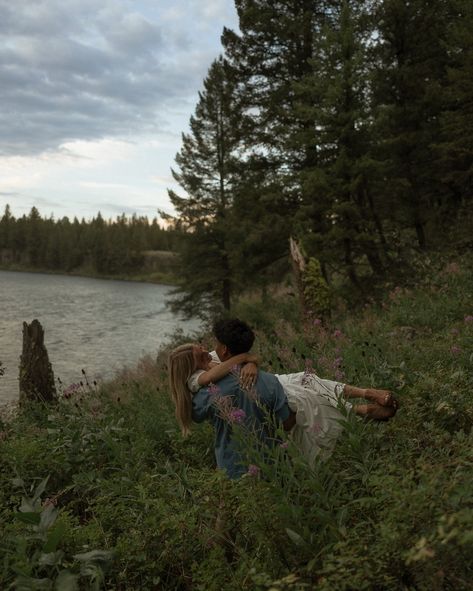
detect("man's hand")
(240, 362), (258, 391)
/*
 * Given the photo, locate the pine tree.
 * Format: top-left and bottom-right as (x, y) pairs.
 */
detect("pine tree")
(221, 1), (327, 281)
(436, 0), (473, 208)
(294, 0), (388, 287)
(164, 57), (247, 317)
(371, 0), (451, 248)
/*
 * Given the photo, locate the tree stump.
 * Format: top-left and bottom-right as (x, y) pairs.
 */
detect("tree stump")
(19, 320), (56, 404)
(289, 237), (331, 319)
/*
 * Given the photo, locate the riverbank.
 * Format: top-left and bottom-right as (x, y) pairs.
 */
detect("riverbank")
(0, 263), (179, 286)
(1, 252), (472, 589)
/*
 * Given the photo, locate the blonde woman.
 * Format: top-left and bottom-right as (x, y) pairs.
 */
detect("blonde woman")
(168, 342), (259, 437)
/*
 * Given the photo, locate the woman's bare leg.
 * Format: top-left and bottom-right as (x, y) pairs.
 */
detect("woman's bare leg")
(353, 403), (396, 420)
(342, 385), (398, 408)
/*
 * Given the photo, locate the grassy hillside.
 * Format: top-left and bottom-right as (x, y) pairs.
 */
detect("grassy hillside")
(0, 252), (472, 590)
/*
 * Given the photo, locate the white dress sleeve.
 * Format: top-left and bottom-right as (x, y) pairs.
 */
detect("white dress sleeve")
(187, 351), (221, 393)
(187, 370), (205, 393)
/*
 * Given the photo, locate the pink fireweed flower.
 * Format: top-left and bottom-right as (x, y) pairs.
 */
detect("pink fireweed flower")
(313, 318), (322, 326)
(63, 383), (81, 399)
(464, 315), (473, 324)
(451, 345), (462, 355)
(229, 408), (246, 424)
(333, 329), (343, 339)
(247, 464), (260, 476)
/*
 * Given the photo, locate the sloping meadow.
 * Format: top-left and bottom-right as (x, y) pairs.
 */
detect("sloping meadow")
(0, 256), (472, 590)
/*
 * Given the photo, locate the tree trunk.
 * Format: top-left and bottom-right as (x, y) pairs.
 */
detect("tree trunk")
(19, 319), (56, 404)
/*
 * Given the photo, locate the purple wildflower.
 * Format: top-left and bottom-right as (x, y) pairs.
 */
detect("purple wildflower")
(464, 315), (473, 324)
(451, 345), (462, 355)
(280, 441), (289, 449)
(247, 464), (260, 477)
(313, 318), (322, 326)
(63, 382), (81, 399)
(230, 408), (246, 424)
(333, 329), (343, 339)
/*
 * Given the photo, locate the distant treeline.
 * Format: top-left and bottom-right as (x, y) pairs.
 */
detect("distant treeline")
(0, 205), (181, 276)
(166, 0), (473, 317)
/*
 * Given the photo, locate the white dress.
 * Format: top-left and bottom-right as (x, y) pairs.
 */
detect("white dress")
(275, 372), (351, 465)
(187, 353), (351, 466)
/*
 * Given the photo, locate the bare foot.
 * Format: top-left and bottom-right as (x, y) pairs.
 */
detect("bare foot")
(355, 403), (397, 421)
(364, 389), (398, 409)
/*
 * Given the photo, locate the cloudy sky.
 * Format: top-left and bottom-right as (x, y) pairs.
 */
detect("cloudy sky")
(0, 0), (238, 221)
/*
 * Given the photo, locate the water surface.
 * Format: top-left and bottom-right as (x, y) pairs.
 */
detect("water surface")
(0, 271), (200, 405)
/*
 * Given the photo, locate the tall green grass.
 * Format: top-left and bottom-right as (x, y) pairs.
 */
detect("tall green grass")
(0, 254), (472, 590)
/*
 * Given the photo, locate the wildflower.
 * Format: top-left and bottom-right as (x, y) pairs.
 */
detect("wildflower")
(229, 408), (246, 424)
(247, 464), (260, 477)
(464, 315), (473, 324)
(313, 318), (322, 326)
(280, 441), (289, 449)
(63, 382), (80, 399)
(451, 345), (462, 355)
(333, 329), (343, 339)
(451, 328), (460, 335)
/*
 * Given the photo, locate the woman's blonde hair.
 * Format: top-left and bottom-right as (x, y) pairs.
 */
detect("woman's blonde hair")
(168, 343), (196, 436)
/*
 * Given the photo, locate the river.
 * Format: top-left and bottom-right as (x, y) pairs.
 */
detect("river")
(0, 270), (201, 405)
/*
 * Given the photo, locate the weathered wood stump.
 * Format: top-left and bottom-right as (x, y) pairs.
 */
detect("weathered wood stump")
(19, 320), (56, 404)
(289, 237), (331, 320)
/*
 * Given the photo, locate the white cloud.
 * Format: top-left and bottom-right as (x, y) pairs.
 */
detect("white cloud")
(0, 0), (239, 219)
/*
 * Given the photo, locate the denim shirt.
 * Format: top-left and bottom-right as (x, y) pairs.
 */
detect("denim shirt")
(192, 369), (290, 478)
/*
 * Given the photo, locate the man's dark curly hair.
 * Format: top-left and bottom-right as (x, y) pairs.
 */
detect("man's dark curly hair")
(213, 318), (255, 355)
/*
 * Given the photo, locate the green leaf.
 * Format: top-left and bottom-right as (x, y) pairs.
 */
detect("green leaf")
(38, 551), (64, 566)
(33, 476), (50, 501)
(14, 511), (41, 525)
(44, 521), (67, 553)
(285, 528), (305, 546)
(20, 496), (40, 513)
(55, 571), (79, 591)
(39, 504), (59, 532)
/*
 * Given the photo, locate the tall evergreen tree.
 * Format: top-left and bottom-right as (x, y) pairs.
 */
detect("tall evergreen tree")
(371, 0), (451, 248)
(294, 0), (389, 287)
(221, 1), (327, 280)
(436, 0), (473, 208)
(164, 57), (247, 317)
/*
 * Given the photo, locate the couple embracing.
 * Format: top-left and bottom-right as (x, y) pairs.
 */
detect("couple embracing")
(168, 318), (397, 479)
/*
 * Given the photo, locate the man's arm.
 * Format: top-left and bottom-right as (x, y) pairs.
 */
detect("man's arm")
(191, 387), (214, 423)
